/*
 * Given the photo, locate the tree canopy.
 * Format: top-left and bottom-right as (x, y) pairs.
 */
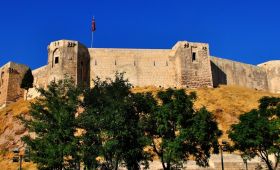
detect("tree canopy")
(21, 68), (34, 91)
(20, 68), (34, 100)
(142, 88), (222, 170)
(79, 73), (150, 170)
(20, 73), (222, 170)
(20, 78), (82, 170)
(228, 96), (280, 170)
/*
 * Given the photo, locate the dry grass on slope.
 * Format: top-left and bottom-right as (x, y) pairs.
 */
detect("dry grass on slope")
(192, 85), (280, 140)
(133, 85), (280, 140)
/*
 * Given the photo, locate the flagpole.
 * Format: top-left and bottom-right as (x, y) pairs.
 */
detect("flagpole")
(91, 31), (93, 48)
(91, 16), (95, 48)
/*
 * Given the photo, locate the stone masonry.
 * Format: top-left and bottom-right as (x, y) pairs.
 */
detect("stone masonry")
(0, 39), (280, 105)
(0, 62), (28, 108)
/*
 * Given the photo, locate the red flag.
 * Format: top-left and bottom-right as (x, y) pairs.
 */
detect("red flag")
(91, 18), (96, 32)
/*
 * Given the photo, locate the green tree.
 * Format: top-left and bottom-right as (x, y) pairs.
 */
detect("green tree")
(143, 89), (221, 170)
(80, 73), (150, 170)
(20, 68), (34, 100)
(20, 78), (82, 170)
(228, 96), (280, 170)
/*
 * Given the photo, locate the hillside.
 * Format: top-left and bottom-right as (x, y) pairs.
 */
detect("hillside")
(0, 85), (279, 169)
(0, 99), (36, 170)
(133, 85), (280, 140)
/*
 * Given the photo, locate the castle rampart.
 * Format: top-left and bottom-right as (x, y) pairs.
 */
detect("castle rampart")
(88, 41), (213, 88)
(0, 39), (279, 106)
(210, 56), (269, 91)
(89, 48), (176, 87)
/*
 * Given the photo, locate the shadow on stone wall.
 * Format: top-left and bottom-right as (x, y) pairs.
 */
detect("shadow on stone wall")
(84, 49), (91, 89)
(78, 43), (91, 89)
(211, 61), (227, 87)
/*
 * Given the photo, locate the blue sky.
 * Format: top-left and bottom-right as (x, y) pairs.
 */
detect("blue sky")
(0, 0), (279, 69)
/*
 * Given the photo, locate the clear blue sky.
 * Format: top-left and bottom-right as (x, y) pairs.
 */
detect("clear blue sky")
(0, 0), (279, 69)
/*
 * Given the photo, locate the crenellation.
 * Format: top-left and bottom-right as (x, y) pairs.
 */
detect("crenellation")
(0, 39), (279, 106)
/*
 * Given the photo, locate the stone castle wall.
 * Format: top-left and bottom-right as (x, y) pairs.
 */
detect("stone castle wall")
(46, 40), (90, 87)
(26, 65), (49, 100)
(28, 40), (91, 99)
(258, 61), (280, 93)
(88, 41), (213, 88)
(0, 62), (28, 107)
(210, 56), (269, 91)
(33, 65), (49, 89)
(47, 40), (80, 84)
(1, 39), (280, 107)
(172, 42), (213, 88)
(88, 48), (177, 87)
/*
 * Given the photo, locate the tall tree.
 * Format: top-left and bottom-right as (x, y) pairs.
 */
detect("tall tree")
(20, 78), (82, 170)
(20, 68), (34, 100)
(228, 97), (280, 170)
(79, 73), (150, 170)
(143, 89), (221, 170)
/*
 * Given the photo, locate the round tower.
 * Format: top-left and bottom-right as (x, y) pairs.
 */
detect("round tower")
(258, 60), (280, 93)
(47, 40), (90, 88)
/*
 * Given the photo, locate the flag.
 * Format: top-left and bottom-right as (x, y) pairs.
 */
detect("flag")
(91, 17), (96, 32)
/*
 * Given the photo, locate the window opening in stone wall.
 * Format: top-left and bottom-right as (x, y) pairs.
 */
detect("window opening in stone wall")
(154, 61), (156, 66)
(134, 61), (136, 66)
(166, 61), (168, 66)
(115, 60), (117, 65)
(53, 48), (60, 67)
(192, 52), (196, 62)
(95, 60), (97, 65)
(55, 57), (59, 64)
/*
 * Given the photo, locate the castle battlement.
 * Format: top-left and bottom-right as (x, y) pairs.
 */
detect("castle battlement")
(1, 39), (280, 107)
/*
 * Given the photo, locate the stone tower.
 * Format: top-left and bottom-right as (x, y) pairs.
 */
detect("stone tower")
(172, 41), (213, 88)
(0, 62), (28, 108)
(258, 60), (280, 93)
(47, 40), (90, 87)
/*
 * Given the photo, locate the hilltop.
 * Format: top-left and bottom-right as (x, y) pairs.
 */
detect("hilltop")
(0, 85), (279, 169)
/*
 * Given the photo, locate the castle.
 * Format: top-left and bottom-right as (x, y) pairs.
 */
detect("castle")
(0, 39), (279, 108)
